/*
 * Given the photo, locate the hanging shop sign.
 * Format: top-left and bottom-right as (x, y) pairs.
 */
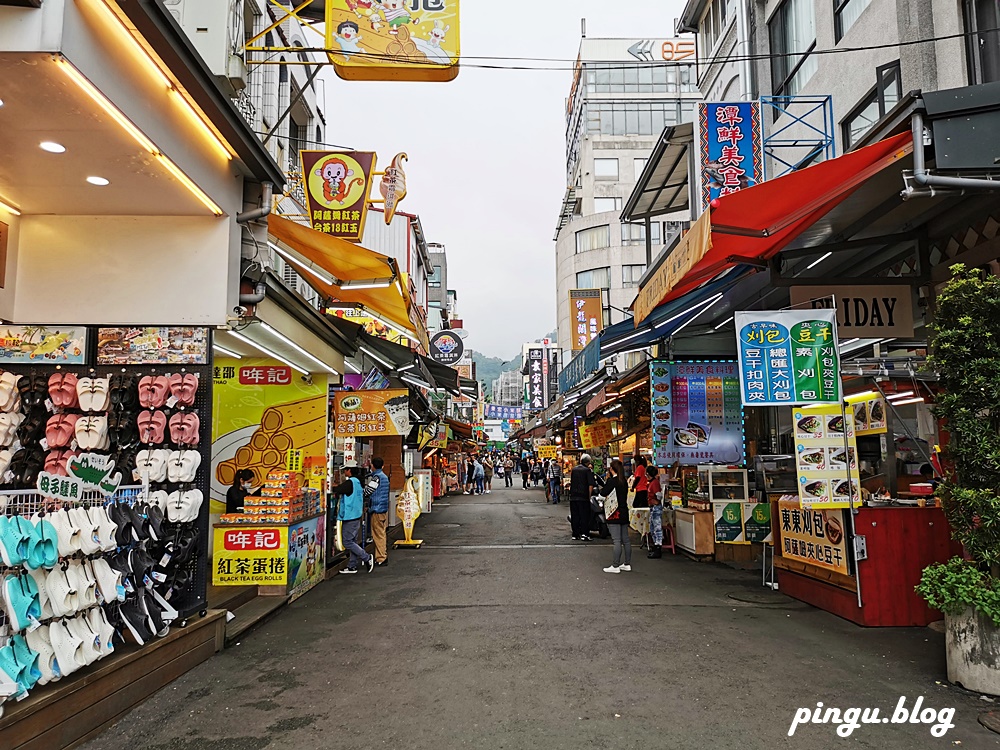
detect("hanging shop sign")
(735, 310), (841, 406)
(287, 515), (325, 599)
(332, 388), (410, 436)
(634, 210), (713, 325)
(537, 445), (558, 459)
(97, 327), (208, 365)
(777, 497), (850, 576)
(211, 358), (329, 513)
(569, 289), (603, 351)
(212, 526), (289, 586)
(699, 101), (763, 210)
(379, 153), (408, 224)
(578, 420), (615, 450)
(852, 393), (887, 436)
(485, 404), (522, 420)
(0, 325), (87, 364)
(789, 285), (915, 339)
(300, 150), (376, 242)
(548, 349), (560, 406)
(649, 361), (744, 465)
(429, 330), (464, 365)
(743, 502), (773, 543)
(327, 307), (410, 346)
(326, 1), (460, 83)
(527, 347), (544, 410)
(343, 435), (357, 464)
(792, 405), (859, 510)
(36, 453), (123, 501)
(559, 336), (601, 393)
(359, 367), (391, 391)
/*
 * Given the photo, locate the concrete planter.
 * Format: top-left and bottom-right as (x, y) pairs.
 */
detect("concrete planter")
(946, 607), (1000, 695)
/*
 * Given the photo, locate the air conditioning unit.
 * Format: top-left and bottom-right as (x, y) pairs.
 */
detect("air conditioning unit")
(166, 0), (247, 95)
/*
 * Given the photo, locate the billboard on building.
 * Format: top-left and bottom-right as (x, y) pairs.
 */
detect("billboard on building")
(569, 289), (603, 351)
(300, 150), (376, 242)
(699, 102), (762, 210)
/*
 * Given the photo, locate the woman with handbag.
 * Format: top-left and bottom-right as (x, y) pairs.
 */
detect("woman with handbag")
(599, 459), (632, 574)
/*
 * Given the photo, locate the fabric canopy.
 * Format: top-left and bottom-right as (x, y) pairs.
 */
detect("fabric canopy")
(268, 215), (414, 336)
(634, 132), (913, 323)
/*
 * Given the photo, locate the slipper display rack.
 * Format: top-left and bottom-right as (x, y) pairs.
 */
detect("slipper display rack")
(0, 364), (211, 623)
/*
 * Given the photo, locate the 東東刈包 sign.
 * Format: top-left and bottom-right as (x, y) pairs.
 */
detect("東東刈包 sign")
(699, 101), (762, 210)
(735, 310), (841, 406)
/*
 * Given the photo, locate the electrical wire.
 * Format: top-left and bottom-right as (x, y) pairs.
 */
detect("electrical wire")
(249, 26), (994, 72)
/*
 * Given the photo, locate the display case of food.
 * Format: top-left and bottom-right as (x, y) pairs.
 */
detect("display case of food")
(754, 454), (797, 500)
(697, 465), (748, 502)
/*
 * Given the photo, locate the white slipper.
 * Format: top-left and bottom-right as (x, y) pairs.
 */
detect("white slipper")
(45, 566), (79, 618)
(167, 450), (201, 483)
(87, 606), (116, 659)
(148, 490), (169, 514)
(66, 613), (101, 666)
(49, 620), (86, 677)
(25, 626), (60, 684)
(49, 508), (82, 559)
(70, 507), (101, 556)
(0, 372), (20, 413)
(93, 506), (119, 553)
(134, 450), (169, 483)
(91, 557), (124, 604)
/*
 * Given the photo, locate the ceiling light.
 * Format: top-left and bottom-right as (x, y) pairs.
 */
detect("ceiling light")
(341, 278), (394, 290)
(671, 295), (724, 337)
(345, 360), (361, 373)
(269, 242), (337, 286)
(213, 344), (242, 359)
(228, 330), (308, 375)
(359, 344), (395, 370)
(55, 57), (223, 216)
(844, 390), (879, 403)
(713, 316), (734, 331)
(654, 293), (725, 330)
(0, 197), (21, 216)
(86, 176), (110, 186)
(887, 390), (915, 401)
(40, 141), (66, 153)
(805, 251), (832, 270)
(398, 362), (417, 372)
(892, 396), (926, 406)
(259, 321), (336, 373)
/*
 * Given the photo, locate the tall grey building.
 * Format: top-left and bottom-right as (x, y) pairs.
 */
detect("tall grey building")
(554, 34), (701, 368)
(427, 242), (450, 332)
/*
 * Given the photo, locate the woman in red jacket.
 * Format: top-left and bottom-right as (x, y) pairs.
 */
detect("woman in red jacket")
(632, 455), (649, 509)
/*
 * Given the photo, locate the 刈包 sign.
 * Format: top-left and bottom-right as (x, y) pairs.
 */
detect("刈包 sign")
(789, 285), (914, 338)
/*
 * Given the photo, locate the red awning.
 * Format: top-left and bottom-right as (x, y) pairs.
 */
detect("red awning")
(646, 132), (913, 313)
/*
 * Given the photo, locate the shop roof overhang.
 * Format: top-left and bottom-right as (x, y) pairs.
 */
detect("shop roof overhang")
(621, 123), (694, 223)
(633, 132), (915, 320)
(113, 0), (285, 186)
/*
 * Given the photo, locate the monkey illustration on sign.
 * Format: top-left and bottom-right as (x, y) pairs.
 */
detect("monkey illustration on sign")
(316, 156), (364, 204)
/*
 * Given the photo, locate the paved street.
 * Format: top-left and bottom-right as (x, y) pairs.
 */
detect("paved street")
(85, 484), (1000, 749)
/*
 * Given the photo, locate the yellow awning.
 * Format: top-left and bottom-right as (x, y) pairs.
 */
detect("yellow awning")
(269, 214), (395, 282)
(268, 214), (415, 337)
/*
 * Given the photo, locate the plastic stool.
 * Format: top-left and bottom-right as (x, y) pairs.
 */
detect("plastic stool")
(663, 523), (677, 555)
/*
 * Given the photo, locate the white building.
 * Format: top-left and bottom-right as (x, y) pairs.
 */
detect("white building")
(553, 34), (701, 369)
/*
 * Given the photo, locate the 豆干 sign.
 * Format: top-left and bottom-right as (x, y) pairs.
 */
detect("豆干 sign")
(735, 310), (841, 406)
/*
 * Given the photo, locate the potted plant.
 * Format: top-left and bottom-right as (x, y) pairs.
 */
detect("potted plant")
(917, 264), (1000, 694)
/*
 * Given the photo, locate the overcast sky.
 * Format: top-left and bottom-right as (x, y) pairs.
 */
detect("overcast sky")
(325, 1), (685, 359)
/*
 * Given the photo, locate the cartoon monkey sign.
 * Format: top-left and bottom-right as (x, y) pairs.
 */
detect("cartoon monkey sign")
(299, 150), (377, 243)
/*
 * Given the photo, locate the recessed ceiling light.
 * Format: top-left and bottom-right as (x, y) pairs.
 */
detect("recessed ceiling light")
(0, 99), (4, 107)
(40, 141), (65, 153)
(86, 176), (110, 186)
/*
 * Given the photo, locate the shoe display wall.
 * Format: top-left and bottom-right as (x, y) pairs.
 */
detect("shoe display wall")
(0, 363), (211, 713)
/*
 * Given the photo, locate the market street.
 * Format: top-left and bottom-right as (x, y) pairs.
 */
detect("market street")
(82, 483), (999, 750)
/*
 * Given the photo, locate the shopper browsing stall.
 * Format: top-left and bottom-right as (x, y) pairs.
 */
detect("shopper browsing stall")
(332, 465), (374, 575)
(366, 457), (390, 567)
(569, 454), (596, 540)
(646, 466), (664, 558)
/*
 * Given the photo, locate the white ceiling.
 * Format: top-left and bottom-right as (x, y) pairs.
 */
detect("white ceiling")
(0, 53), (209, 215)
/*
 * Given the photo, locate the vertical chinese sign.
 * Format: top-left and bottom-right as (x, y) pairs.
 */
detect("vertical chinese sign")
(735, 310), (841, 406)
(527, 347), (544, 410)
(649, 361), (744, 465)
(569, 289), (603, 351)
(300, 150), (376, 242)
(548, 348), (560, 407)
(699, 102), (762, 211)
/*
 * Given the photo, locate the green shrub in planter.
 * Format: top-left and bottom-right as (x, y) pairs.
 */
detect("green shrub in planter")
(916, 557), (1000, 627)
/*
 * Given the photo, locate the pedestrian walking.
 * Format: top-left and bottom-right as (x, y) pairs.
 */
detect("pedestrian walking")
(546, 457), (563, 504)
(646, 465), (664, 558)
(632, 456), (649, 509)
(599, 459), (631, 573)
(531, 460), (543, 487)
(503, 455), (515, 487)
(483, 456), (494, 494)
(473, 457), (485, 495)
(366, 457), (391, 566)
(332, 465), (374, 574)
(568, 454), (596, 540)
(521, 456), (530, 490)
(464, 456), (475, 495)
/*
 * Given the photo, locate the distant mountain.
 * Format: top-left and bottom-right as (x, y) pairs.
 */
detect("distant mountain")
(472, 330), (556, 398)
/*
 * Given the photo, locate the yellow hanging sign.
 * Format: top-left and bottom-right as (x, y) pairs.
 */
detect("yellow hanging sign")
(326, 0), (460, 82)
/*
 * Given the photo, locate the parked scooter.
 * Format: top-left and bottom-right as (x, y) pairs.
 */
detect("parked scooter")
(566, 493), (610, 539)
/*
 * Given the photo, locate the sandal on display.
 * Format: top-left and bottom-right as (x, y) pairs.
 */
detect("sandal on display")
(109, 374), (139, 410)
(92, 505), (120, 553)
(16, 407), (48, 447)
(69, 506), (101, 556)
(66, 613), (102, 666)
(108, 503), (138, 547)
(87, 606), (116, 659)
(0, 450), (13, 478)
(49, 620), (87, 678)
(45, 414), (80, 450)
(45, 566), (79, 619)
(0, 644), (28, 699)
(138, 375), (170, 409)
(167, 373), (198, 407)
(11, 515), (46, 570)
(108, 411), (138, 446)
(0, 514), (30, 567)
(170, 526), (200, 567)
(0, 412), (24, 447)
(123, 502), (149, 542)
(27, 567), (55, 620)
(137, 410), (168, 445)
(148, 490), (169, 514)
(44, 448), (78, 478)
(9, 634), (42, 691)
(31, 514), (60, 569)
(168, 412), (200, 447)
(166, 489), (204, 523)
(17, 374), (48, 409)
(3, 573), (42, 632)
(119, 598), (154, 646)
(166, 450), (201, 483)
(0, 371), (21, 413)
(48, 372), (80, 410)
(49, 507), (83, 558)
(111, 446), (139, 480)
(92, 556), (125, 603)
(67, 559), (98, 610)
(77, 376), (110, 413)
(24, 626), (60, 685)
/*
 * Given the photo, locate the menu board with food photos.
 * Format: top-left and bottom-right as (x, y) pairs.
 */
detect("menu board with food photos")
(792, 405), (860, 510)
(853, 394), (887, 436)
(650, 361), (744, 465)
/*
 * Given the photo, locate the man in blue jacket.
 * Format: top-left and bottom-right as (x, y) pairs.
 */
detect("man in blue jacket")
(332, 465), (374, 574)
(368, 457), (391, 566)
